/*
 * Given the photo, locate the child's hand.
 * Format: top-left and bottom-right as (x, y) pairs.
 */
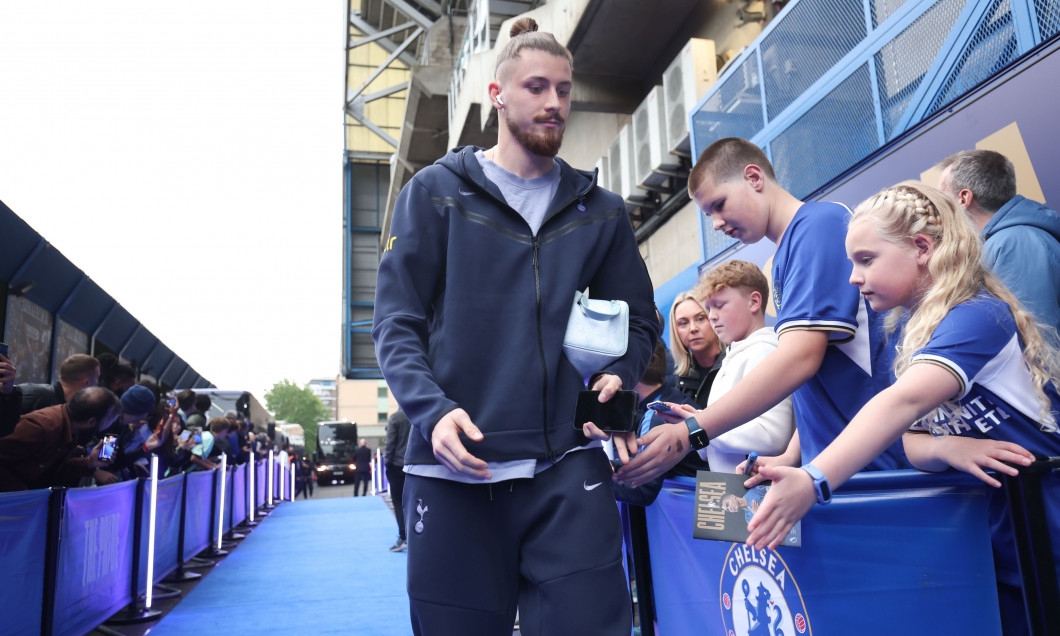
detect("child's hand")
(930, 436), (1033, 488)
(739, 454), (792, 488)
(745, 464), (816, 550)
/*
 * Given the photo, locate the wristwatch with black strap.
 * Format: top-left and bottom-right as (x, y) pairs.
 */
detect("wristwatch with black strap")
(683, 416), (710, 451)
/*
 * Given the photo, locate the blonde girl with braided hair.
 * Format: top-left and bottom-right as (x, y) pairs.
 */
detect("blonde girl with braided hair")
(747, 182), (1060, 614)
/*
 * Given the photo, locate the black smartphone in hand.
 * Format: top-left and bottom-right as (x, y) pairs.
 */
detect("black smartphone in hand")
(574, 390), (639, 433)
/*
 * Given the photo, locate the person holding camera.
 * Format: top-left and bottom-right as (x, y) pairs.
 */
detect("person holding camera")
(101, 384), (162, 480)
(0, 386), (122, 492)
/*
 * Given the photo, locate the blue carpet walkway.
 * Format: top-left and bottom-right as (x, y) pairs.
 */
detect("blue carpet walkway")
(147, 496), (411, 635)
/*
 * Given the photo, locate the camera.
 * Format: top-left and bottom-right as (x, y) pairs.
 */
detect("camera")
(98, 435), (118, 461)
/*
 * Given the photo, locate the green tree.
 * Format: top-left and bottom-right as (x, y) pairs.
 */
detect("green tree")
(264, 379), (329, 454)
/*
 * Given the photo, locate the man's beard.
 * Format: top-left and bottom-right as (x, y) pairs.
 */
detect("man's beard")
(505, 111), (565, 157)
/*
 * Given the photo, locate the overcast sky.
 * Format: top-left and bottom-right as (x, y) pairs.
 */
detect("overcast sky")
(0, 1), (346, 401)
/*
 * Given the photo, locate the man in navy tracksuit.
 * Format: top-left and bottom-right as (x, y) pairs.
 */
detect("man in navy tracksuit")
(372, 17), (659, 636)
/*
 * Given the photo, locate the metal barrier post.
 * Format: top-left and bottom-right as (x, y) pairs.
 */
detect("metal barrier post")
(627, 504), (656, 636)
(1003, 456), (1060, 635)
(146, 457), (158, 608)
(241, 458), (259, 528)
(40, 487), (66, 636)
(107, 459), (165, 624)
(267, 450), (275, 508)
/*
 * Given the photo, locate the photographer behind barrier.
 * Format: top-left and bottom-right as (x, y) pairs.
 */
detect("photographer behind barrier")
(0, 386), (122, 492)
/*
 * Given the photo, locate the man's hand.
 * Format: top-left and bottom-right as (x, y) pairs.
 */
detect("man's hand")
(0, 353), (15, 394)
(144, 432), (162, 452)
(87, 440), (113, 469)
(745, 464), (815, 550)
(431, 408), (491, 480)
(613, 421), (690, 486)
(580, 374), (640, 462)
(590, 372), (622, 402)
(94, 469), (120, 486)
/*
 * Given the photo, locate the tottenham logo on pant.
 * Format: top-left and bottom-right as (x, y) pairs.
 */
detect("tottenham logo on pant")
(414, 498), (428, 534)
(719, 544), (811, 636)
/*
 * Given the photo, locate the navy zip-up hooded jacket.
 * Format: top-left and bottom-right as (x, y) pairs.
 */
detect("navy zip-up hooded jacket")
(372, 146), (660, 466)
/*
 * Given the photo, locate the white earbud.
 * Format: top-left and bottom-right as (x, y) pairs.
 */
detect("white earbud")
(496, 97), (504, 107)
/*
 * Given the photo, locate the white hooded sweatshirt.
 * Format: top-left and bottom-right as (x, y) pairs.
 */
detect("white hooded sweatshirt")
(699, 327), (796, 473)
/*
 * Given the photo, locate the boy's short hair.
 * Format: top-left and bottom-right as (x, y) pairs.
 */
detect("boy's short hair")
(59, 354), (101, 385)
(688, 138), (776, 197)
(640, 341), (668, 387)
(208, 417), (230, 434)
(695, 259), (769, 303)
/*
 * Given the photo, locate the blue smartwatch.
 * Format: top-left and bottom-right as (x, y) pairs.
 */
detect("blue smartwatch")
(800, 463), (832, 505)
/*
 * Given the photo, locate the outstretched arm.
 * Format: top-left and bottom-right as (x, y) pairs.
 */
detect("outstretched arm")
(745, 362), (971, 549)
(903, 432), (1032, 488)
(614, 329), (827, 485)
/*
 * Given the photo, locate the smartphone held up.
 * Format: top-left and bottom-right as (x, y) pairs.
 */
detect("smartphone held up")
(98, 435), (118, 461)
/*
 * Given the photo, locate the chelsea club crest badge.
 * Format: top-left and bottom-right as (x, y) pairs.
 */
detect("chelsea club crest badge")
(719, 545), (811, 636)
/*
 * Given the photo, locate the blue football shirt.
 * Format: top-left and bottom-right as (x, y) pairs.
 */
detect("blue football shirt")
(771, 201), (905, 469)
(908, 293), (1060, 588)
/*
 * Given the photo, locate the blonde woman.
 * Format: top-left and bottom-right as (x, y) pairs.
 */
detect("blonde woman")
(669, 291), (724, 407)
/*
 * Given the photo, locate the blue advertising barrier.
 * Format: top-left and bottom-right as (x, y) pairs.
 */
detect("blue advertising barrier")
(256, 460), (266, 506)
(645, 470), (1001, 635)
(182, 471), (215, 562)
(136, 474), (184, 596)
(0, 489), (50, 636)
(232, 464), (247, 527)
(52, 480), (139, 636)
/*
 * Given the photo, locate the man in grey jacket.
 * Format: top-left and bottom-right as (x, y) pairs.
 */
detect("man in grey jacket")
(938, 149), (1060, 338)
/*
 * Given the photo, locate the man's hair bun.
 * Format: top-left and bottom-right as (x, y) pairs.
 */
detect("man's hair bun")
(494, 16), (571, 81)
(510, 17), (538, 38)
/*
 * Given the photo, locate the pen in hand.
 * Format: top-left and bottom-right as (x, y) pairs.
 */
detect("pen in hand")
(744, 452), (758, 476)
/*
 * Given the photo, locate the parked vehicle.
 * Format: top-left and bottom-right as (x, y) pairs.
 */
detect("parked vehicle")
(314, 420), (358, 485)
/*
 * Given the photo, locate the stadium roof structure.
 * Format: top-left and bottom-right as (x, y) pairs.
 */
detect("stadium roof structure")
(0, 199), (212, 389)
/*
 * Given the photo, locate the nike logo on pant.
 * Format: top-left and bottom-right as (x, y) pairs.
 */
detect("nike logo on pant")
(583, 481), (603, 491)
